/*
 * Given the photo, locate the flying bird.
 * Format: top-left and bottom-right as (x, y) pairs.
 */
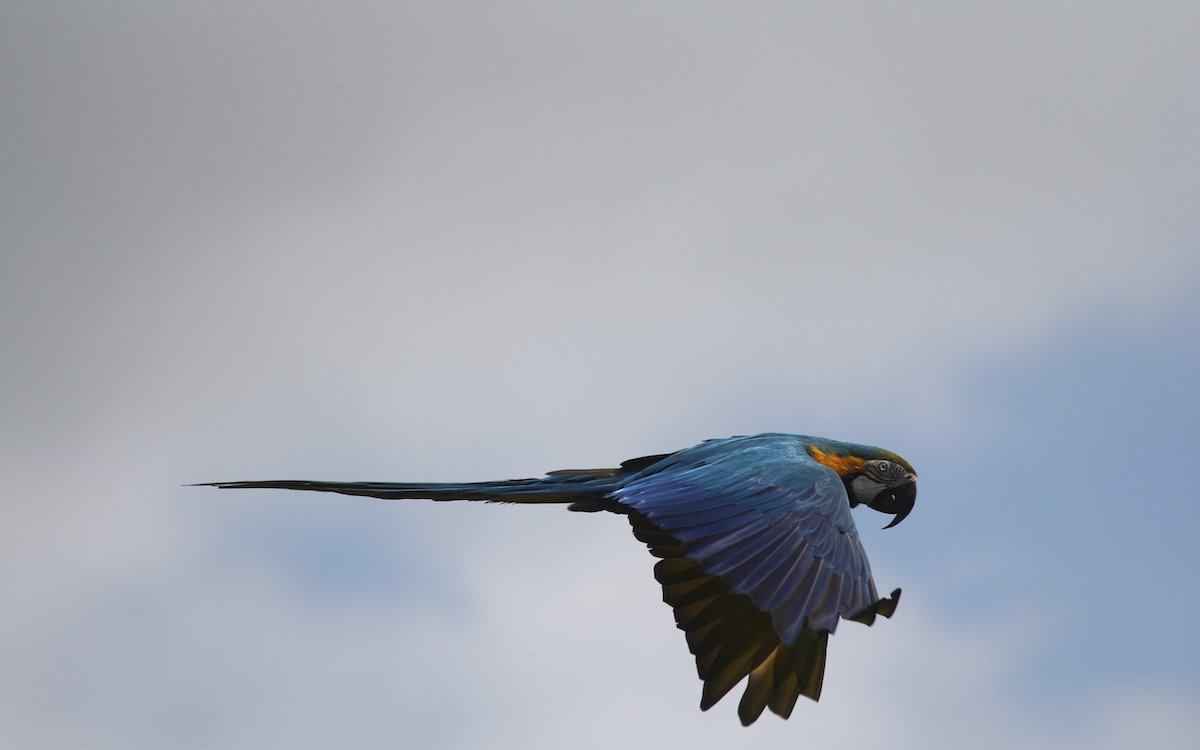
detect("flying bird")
(198, 432), (916, 725)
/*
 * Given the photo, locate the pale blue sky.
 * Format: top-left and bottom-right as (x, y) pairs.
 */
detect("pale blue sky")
(3, 2), (1198, 747)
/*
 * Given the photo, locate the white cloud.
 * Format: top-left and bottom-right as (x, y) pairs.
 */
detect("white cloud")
(7, 514), (1194, 750)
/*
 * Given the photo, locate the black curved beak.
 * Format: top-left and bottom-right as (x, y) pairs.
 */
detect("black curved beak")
(871, 479), (916, 529)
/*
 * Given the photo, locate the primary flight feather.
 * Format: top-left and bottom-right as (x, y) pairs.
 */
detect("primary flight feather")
(198, 432), (916, 725)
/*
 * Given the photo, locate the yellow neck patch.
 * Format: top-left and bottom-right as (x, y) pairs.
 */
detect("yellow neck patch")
(808, 446), (868, 476)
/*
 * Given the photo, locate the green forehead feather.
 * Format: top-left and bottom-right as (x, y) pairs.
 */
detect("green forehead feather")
(806, 436), (916, 476)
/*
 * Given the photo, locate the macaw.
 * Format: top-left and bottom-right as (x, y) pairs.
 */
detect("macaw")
(199, 432), (916, 725)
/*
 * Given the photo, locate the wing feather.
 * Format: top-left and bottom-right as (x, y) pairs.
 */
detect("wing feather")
(613, 434), (899, 722)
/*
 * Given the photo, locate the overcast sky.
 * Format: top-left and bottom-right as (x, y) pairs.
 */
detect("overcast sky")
(3, 2), (1199, 748)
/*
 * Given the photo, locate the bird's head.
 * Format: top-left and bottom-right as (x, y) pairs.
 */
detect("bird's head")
(808, 442), (917, 528)
(849, 458), (917, 528)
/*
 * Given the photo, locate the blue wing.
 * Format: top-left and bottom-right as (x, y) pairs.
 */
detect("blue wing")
(613, 434), (899, 724)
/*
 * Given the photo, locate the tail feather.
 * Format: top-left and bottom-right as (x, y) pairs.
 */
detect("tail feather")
(193, 474), (619, 504)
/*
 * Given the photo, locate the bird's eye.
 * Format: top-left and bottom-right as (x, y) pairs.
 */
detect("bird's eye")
(870, 460), (903, 479)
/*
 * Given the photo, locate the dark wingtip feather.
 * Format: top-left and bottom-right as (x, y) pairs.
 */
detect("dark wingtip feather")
(737, 648), (780, 725)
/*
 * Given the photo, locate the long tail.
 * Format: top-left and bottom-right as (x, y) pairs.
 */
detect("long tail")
(193, 472), (622, 505)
